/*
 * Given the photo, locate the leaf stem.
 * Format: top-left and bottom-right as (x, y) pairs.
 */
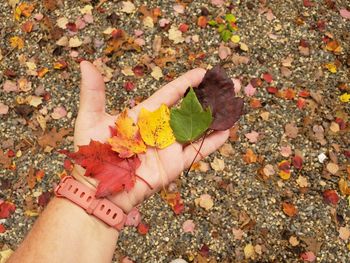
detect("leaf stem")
(136, 175), (153, 190)
(184, 131), (207, 177)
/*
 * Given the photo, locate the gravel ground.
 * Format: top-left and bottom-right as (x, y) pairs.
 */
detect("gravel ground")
(1, 0), (350, 262)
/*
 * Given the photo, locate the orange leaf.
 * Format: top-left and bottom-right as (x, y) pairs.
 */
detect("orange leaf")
(197, 16), (208, 28)
(325, 40), (342, 54)
(10, 36), (25, 49)
(243, 148), (257, 164)
(15, 3), (35, 21)
(108, 109), (146, 158)
(282, 202), (298, 217)
(283, 88), (296, 100)
(21, 21), (34, 33)
(250, 98), (262, 109)
(53, 60), (68, 70)
(339, 178), (350, 196)
(37, 67), (49, 78)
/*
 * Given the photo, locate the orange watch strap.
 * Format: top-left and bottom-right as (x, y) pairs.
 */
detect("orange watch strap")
(54, 176), (126, 230)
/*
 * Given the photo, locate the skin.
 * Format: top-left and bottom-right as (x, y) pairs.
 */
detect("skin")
(7, 62), (229, 263)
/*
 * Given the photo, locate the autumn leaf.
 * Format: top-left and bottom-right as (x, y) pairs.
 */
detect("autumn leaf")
(137, 104), (175, 149)
(160, 190), (185, 215)
(282, 202), (298, 217)
(243, 148), (257, 164)
(323, 189), (339, 205)
(10, 36), (25, 49)
(60, 140), (141, 198)
(137, 222), (149, 235)
(0, 201), (16, 219)
(170, 88), (212, 143)
(38, 127), (72, 149)
(194, 65), (244, 130)
(108, 109), (146, 158)
(15, 2), (35, 21)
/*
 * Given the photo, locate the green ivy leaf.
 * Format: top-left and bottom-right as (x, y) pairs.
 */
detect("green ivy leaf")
(170, 88), (212, 143)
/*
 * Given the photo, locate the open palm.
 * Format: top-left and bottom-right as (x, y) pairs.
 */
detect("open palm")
(73, 61), (229, 213)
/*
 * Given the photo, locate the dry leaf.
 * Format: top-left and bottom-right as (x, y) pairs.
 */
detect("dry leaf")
(195, 194), (214, 210)
(210, 157), (225, 171)
(339, 227), (350, 241)
(243, 148), (257, 164)
(282, 202), (298, 217)
(326, 162), (339, 175)
(38, 127), (72, 148)
(244, 244), (255, 259)
(219, 143), (234, 157)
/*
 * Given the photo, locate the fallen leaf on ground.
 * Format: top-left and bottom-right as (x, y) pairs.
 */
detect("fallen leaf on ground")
(244, 243), (255, 259)
(10, 36), (25, 49)
(38, 127), (72, 148)
(282, 202), (298, 217)
(245, 131), (259, 143)
(0, 201), (16, 219)
(0, 103), (9, 115)
(300, 251), (316, 262)
(232, 228), (244, 240)
(297, 175), (309, 188)
(138, 104), (175, 149)
(195, 194), (214, 210)
(243, 148), (257, 164)
(219, 143), (234, 157)
(60, 140), (141, 198)
(339, 227), (350, 241)
(326, 162), (339, 175)
(137, 222), (149, 235)
(323, 189), (339, 205)
(182, 220), (195, 233)
(210, 157), (225, 171)
(285, 123), (299, 139)
(108, 109), (146, 158)
(160, 190), (185, 215)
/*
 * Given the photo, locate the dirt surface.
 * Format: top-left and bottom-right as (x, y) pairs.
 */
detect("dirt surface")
(1, 0), (350, 262)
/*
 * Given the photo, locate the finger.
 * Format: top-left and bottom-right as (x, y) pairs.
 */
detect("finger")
(130, 68), (206, 117)
(79, 61), (106, 114)
(182, 130), (229, 168)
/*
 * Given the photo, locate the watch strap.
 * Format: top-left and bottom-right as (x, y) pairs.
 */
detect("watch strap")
(54, 176), (126, 230)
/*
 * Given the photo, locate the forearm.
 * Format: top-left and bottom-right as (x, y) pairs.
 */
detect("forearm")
(7, 197), (119, 263)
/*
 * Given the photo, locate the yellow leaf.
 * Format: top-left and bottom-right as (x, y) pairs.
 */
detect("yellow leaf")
(339, 178), (350, 195)
(14, 2), (35, 21)
(340, 93), (350, 103)
(279, 170), (291, 180)
(231, 35), (240, 43)
(10, 36), (24, 49)
(325, 62), (337, 73)
(244, 244), (255, 259)
(37, 67), (49, 78)
(137, 104), (175, 149)
(108, 109), (146, 158)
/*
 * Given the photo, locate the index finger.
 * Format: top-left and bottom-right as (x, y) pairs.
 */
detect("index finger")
(129, 68), (206, 118)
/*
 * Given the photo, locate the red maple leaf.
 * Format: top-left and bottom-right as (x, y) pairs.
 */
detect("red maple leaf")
(60, 140), (141, 198)
(0, 201), (16, 219)
(293, 155), (303, 170)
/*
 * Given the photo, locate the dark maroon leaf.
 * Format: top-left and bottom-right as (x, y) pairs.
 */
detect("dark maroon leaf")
(194, 66), (244, 130)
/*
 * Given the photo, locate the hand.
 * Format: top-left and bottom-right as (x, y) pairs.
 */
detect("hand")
(73, 61), (229, 213)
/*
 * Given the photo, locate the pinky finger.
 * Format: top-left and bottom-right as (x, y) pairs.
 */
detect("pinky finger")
(182, 130), (229, 169)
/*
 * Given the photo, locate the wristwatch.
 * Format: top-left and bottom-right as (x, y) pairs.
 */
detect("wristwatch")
(54, 176), (126, 230)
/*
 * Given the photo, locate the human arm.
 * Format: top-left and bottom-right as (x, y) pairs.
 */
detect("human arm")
(7, 61), (229, 263)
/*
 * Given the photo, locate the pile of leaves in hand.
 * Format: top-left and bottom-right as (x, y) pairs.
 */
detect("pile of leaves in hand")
(61, 65), (244, 198)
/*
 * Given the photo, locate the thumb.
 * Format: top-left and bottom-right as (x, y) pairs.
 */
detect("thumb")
(79, 61), (106, 114)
